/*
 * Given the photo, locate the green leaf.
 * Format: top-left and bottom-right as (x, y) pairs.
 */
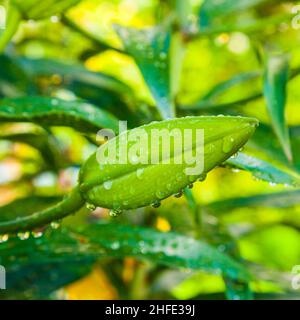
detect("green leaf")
(226, 153), (300, 186)
(184, 71), (261, 110)
(263, 53), (292, 161)
(0, 128), (62, 168)
(0, 223), (250, 297)
(0, 96), (119, 133)
(199, 0), (270, 28)
(181, 65), (300, 112)
(115, 25), (175, 119)
(0, 55), (35, 97)
(0, 229), (94, 299)
(18, 57), (131, 97)
(1, 259), (93, 299)
(207, 189), (300, 212)
(11, 0), (82, 20)
(17, 57), (140, 124)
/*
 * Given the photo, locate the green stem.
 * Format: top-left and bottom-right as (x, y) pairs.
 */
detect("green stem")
(0, 186), (85, 234)
(0, 4), (21, 53)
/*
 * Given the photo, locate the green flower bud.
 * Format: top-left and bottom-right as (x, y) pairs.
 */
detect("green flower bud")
(79, 116), (258, 210)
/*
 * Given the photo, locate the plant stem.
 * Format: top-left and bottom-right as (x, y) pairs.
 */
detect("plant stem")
(0, 186), (85, 233)
(0, 4), (21, 53)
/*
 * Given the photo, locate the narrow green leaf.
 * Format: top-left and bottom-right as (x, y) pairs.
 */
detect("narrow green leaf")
(207, 190), (300, 212)
(75, 223), (251, 281)
(226, 153), (300, 186)
(0, 129), (62, 168)
(0, 54), (36, 97)
(0, 224), (250, 289)
(180, 65), (300, 112)
(186, 71), (261, 110)
(115, 25), (175, 119)
(0, 96), (119, 133)
(18, 57), (131, 97)
(11, 0), (82, 20)
(263, 53), (292, 161)
(199, 0), (270, 27)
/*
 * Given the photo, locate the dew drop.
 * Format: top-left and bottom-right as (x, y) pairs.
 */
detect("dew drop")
(86, 203), (96, 211)
(136, 168), (144, 179)
(0, 234), (9, 243)
(50, 221), (60, 229)
(176, 173), (184, 182)
(188, 183), (194, 189)
(32, 231), (43, 238)
(222, 136), (235, 153)
(198, 173), (207, 182)
(166, 183), (173, 191)
(109, 209), (123, 217)
(103, 180), (113, 190)
(151, 201), (161, 208)
(111, 242), (120, 250)
(174, 190), (183, 198)
(156, 190), (165, 199)
(17, 231), (30, 240)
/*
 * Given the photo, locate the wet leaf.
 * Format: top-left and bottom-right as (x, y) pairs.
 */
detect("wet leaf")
(0, 96), (119, 133)
(115, 25), (174, 119)
(226, 153), (300, 186)
(263, 53), (292, 161)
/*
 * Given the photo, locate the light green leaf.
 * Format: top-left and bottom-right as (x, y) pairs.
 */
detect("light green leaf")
(226, 153), (300, 186)
(263, 53), (292, 161)
(115, 25), (175, 119)
(12, 0), (82, 20)
(199, 0), (270, 27)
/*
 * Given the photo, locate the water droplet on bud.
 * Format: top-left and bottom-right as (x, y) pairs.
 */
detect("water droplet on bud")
(50, 221), (60, 229)
(151, 201), (161, 208)
(174, 191), (183, 198)
(198, 173), (207, 182)
(109, 209), (123, 217)
(103, 180), (113, 190)
(86, 203), (96, 211)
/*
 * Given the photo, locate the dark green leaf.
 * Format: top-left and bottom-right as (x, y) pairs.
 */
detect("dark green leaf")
(12, 0), (82, 20)
(226, 153), (300, 186)
(0, 223), (251, 282)
(199, 0), (270, 27)
(0, 96), (119, 133)
(263, 53), (292, 161)
(207, 190), (300, 212)
(115, 25), (175, 119)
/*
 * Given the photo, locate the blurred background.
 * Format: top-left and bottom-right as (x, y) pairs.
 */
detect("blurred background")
(0, 0), (300, 300)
